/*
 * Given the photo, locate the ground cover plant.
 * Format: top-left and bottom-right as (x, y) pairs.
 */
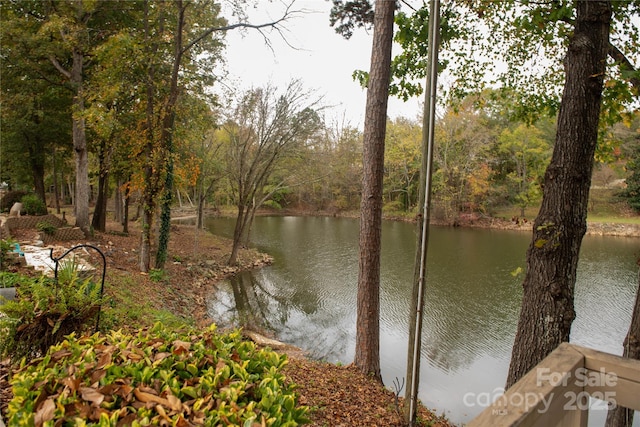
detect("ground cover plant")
(6, 323), (308, 426)
(0, 264), (103, 360)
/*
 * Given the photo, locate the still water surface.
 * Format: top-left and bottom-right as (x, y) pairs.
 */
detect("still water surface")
(202, 216), (639, 425)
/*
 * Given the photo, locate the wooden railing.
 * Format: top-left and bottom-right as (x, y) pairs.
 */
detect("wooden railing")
(467, 342), (640, 427)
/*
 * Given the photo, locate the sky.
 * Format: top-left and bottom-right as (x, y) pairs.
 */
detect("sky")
(219, 1), (425, 129)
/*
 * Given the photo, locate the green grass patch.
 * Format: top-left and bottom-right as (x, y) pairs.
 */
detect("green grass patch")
(100, 274), (190, 332)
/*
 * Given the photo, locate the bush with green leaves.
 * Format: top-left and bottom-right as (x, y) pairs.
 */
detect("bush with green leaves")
(20, 193), (48, 215)
(619, 144), (640, 213)
(0, 265), (102, 360)
(7, 323), (309, 426)
(0, 238), (17, 271)
(0, 271), (22, 288)
(148, 268), (167, 283)
(36, 220), (57, 235)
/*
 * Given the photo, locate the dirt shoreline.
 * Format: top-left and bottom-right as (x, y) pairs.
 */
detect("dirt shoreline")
(236, 208), (640, 238)
(431, 216), (640, 238)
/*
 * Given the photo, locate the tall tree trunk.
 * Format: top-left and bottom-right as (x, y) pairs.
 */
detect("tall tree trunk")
(91, 141), (111, 232)
(244, 203), (257, 248)
(228, 203), (248, 266)
(605, 259), (640, 427)
(122, 182), (130, 234)
(71, 47), (90, 234)
(67, 179), (74, 207)
(114, 179), (122, 223)
(354, 0), (395, 381)
(155, 1), (185, 270)
(506, 0), (611, 389)
(140, 0), (160, 272)
(197, 193), (205, 229)
(31, 154), (46, 204)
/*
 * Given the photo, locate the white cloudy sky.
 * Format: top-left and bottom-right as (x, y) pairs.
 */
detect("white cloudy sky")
(219, 0), (424, 129)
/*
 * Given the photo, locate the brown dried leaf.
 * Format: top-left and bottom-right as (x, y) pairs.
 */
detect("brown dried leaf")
(61, 376), (81, 392)
(117, 413), (137, 427)
(175, 415), (194, 427)
(96, 350), (112, 369)
(164, 393), (182, 412)
(34, 398), (55, 427)
(172, 340), (191, 355)
(90, 368), (106, 384)
(153, 352), (171, 362)
(64, 401), (91, 418)
(80, 386), (105, 406)
(134, 387), (171, 407)
(50, 349), (72, 362)
(139, 385), (158, 395)
(117, 383), (134, 399)
(123, 350), (143, 361)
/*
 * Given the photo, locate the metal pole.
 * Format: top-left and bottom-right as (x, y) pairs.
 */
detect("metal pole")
(407, 1), (441, 425)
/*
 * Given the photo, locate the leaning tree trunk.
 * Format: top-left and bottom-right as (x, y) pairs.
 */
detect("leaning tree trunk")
(605, 259), (640, 427)
(506, 0), (612, 388)
(228, 203), (249, 266)
(354, 0), (395, 382)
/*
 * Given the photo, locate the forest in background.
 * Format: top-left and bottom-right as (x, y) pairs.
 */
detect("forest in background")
(1, 0), (639, 266)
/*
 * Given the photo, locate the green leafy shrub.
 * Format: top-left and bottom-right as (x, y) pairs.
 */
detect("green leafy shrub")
(7, 323), (309, 426)
(149, 268), (167, 283)
(0, 267), (102, 360)
(36, 220), (57, 235)
(0, 271), (22, 288)
(263, 199), (283, 210)
(0, 239), (17, 271)
(0, 190), (27, 212)
(20, 193), (48, 215)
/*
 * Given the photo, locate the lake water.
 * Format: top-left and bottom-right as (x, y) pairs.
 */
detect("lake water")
(201, 215), (639, 425)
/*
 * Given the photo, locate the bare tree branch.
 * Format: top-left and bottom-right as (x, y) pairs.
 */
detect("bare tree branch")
(182, 1), (297, 55)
